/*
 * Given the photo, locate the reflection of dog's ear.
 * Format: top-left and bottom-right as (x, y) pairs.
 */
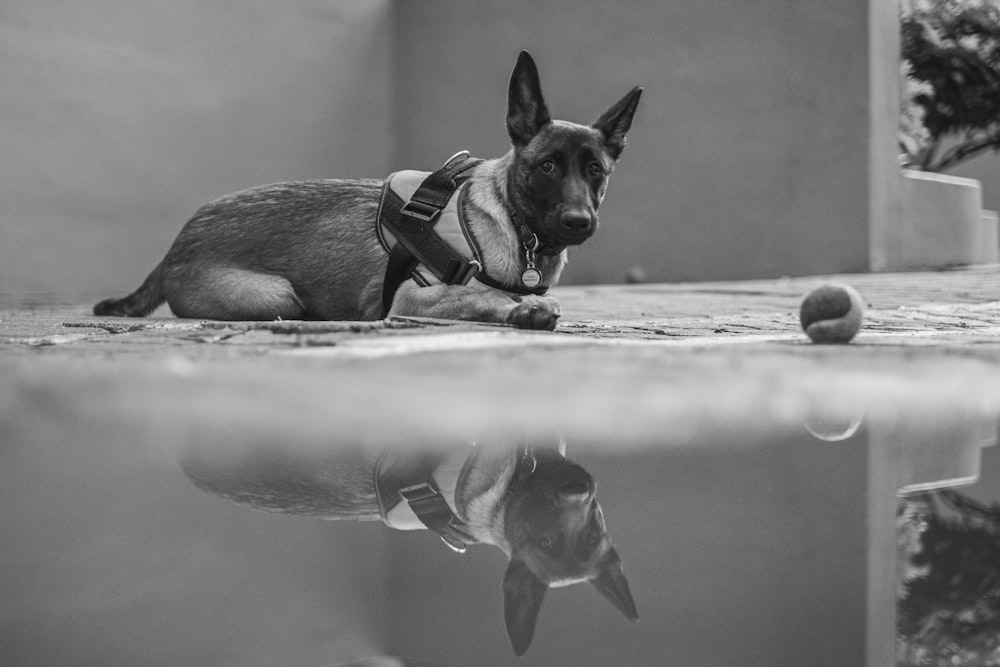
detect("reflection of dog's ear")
(591, 546), (639, 621)
(502, 556), (548, 656)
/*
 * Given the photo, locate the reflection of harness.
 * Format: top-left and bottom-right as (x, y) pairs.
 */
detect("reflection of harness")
(376, 151), (549, 317)
(374, 447), (538, 553)
(374, 449), (480, 553)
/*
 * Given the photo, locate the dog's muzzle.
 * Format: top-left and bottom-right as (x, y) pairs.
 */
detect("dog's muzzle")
(554, 209), (597, 244)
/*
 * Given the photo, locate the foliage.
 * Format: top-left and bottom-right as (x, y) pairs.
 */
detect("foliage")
(900, 0), (1000, 171)
(897, 490), (1000, 666)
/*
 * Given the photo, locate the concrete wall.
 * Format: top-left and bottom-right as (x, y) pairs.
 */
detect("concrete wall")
(953, 153), (1000, 215)
(0, 0), (909, 300)
(0, 0), (393, 301)
(394, 0), (891, 284)
(889, 170), (990, 270)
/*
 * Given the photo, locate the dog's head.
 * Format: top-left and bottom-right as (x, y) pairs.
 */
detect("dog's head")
(505, 51), (642, 249)
(501, 453), (638, 655)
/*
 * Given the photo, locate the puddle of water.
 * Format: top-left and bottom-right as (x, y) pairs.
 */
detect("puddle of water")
(2, 349), (999, 666)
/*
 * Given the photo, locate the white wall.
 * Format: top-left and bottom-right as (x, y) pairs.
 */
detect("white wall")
(0, 0), (393, 301)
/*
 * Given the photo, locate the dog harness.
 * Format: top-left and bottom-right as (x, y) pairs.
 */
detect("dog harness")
(376, 151), (550, 317)
(374, 448), (481, 552)
(374, 446), (539, 553)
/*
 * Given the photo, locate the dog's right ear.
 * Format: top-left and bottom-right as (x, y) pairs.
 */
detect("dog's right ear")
(502, 556), (548, 656)
(507, 50), (552, 147)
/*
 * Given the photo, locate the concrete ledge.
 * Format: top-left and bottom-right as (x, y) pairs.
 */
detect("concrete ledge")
(981, 209), (1000, 264)
(888, 170), (987, 270)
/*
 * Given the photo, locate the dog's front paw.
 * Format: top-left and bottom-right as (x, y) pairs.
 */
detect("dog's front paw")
(506, 296), (560, 331)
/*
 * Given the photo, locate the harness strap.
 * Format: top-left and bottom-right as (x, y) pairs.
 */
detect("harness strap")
(398, 483), (477, 553)
(374, 450), (478, 553)
(380, 152), (484, 317)
(374, 446), (540, 554)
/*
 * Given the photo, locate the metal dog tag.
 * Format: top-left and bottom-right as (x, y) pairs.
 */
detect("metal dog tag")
(520, 267), (542, 289)
(521, 245), (542, 289)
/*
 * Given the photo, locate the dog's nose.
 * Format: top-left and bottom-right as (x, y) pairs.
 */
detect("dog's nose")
(560, 211), (593, 233)
(558, 481), (592, 502)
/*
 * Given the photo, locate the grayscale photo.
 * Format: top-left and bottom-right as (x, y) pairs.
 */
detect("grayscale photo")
(2, 2), (1000, 665)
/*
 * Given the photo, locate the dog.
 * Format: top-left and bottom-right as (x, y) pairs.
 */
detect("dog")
(93, 51), (642, 330)
(180, 437), (638, 656)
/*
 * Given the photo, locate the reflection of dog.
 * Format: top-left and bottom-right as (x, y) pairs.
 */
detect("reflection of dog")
(94, 51), (641, 331)
(181, 441), (637, 655)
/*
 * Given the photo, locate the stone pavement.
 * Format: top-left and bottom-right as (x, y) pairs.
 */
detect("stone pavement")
(2, 266), (1000, 446)
(3, 266), (1000, 354)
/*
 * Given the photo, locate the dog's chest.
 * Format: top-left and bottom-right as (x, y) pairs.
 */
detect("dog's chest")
(376, 165), (563, 293)
(376, 170), (488, 289)
(375, 448), (472, 531)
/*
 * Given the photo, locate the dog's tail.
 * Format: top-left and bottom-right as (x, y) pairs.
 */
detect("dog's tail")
(93, 262), (167, 317)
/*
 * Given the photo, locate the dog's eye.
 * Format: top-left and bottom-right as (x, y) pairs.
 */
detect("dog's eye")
(588, 161), (604, 177)
(539, 159), (556, 173)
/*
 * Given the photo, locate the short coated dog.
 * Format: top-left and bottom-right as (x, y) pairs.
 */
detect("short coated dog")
(180, 439), (638, 656)
(94, 52), (642, 330)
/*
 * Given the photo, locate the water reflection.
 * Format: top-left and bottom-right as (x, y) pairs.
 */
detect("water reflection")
(180, 436), (637, 656)
(897, 489), (1000, 666)
(2, 392), (998, 666)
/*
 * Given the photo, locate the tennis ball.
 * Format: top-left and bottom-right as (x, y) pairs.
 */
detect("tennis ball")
(624, 265), (647, 284)
(799, 283), (864, 344)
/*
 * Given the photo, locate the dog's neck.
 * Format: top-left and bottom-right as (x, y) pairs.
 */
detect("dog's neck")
(463, 152), (567, 289)
(456, 444), (563, 554)
(455, 446), (520, 550)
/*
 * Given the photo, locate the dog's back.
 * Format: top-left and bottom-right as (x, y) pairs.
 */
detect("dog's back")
(180, 443), (383, 520)
(95, 179), (388, 321)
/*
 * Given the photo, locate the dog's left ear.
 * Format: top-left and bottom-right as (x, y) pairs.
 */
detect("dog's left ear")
(502, 556), (548, 656)
(593, 86), (643, 160)
(590, 546), (639, 621)
(507, 50), (552, 147)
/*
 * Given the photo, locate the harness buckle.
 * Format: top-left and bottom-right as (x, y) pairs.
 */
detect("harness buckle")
(399, 482), (438, 504)
(443, 150), (471, 167)
(399, 482), (472, 554)
(400, 199), (441, 223)
(438, 531), (469, 554)
(441, 258), (481, 286)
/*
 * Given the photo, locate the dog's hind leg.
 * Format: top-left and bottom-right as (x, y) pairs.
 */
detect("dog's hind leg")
(165, 267), (306, 321)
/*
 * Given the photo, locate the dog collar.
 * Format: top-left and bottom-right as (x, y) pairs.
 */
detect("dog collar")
(499, 446), (540, 507)
(508, 213), (565, 291)
(510, 212), (567, 258)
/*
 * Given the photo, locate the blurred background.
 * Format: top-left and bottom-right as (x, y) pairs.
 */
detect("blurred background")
(3, 0), (997, 303)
